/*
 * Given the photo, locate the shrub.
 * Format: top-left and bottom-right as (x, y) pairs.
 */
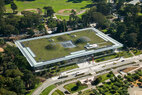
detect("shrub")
(46, 43), (61, 50)
(57, 36), (68, 41)
(75, 36), (91, 44)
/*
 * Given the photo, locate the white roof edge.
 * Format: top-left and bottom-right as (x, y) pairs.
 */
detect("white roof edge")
(15, 28), (123, 67)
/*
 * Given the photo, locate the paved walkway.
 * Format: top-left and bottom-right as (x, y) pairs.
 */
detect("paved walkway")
(128, 87), (142, 95)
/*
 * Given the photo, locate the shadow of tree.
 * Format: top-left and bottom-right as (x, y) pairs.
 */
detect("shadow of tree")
(81, 4), (95, 9)
(67, 0), (87, 3)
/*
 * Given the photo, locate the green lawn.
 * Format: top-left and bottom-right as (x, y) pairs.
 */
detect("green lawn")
(56, 15), (69, 20)
(79, 89), (94, 95)
(56, 11), (85, 20)
(138, 12), (142, 16)
(40, 85), (56, 95)
(22, 29), (113, 62)
(64, 82), (88, 93)
(52, 89), (64, 95)
(119, 51), (133, 58)
(95, 53), (119, 62)
(99, 73), (114, 82)
(131, 49), (142, 56)
(5, 0), (92, 13)
(50, 64), (78, 76)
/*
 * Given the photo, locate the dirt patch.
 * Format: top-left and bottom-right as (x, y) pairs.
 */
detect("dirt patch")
(58, 9), (76, 14)
(122, 67), (137, 73)
(131, 76), (142, 87)
(23, 9), (39, 13)
(56, 9), (87, 16)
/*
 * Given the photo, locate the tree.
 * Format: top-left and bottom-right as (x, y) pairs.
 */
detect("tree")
(126, 33), (137, 47)
(137, 83), (141, 87)
(71, 86), (78, 91)
(47, 17), (57, 28)
(93, 12), (109, 28)
(27, 29), (35, 37)
(96, 3), (111, 15)
(139, 79), (142, 82)
(116, 23), (126, 41)
(76, 81), (81, 86)
(56, 20), (67, 33)
(0, 0), (5, 16)
(22, 69), (39, 89)
(4, 69), (23, 77)
(20, 12), (42, 29)
(43, 6), (55, 17)
(4, 0), (13, 4)
(92, 0), (106, 3)
(11, 78), (25, 94)
(0, 88), (17, 95)
(10, 2), (17, 13)
(92, 89), (100, 95)
(69, 9), (80, 29)
(92, 77), (102, 85)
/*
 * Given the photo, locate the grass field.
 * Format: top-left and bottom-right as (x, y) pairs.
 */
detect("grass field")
(79, 89), (94, 95)
(22, 29), (113, 62)
(5, 0), (92, 13)
(56, 13), (84, 21)
(50, 64), (78, 76)
(64, 82), (88, 93)
(119, 51), (133, 58)
(99, 73), (114, 82)
(131, 49), (142, 56)
(95, 53), (119, 62)
(40, 85), (56, 95)
(52, 89), (64, 95)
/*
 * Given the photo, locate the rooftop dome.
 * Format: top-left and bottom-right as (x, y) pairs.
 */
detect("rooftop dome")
(75, 36), (91, 44)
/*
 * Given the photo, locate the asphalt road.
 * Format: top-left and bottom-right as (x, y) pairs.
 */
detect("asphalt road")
(32, 54), (142, 95)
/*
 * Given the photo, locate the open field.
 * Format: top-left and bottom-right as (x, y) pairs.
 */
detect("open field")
(5, 0), (92, 13)
(56, 13), (83, 20)
(79, 89), (94, 95)
(40, 85), (56, 95)
(52, 89), (64, 95)
(22, 29), (113, 62)
(99, 73), (114, 82)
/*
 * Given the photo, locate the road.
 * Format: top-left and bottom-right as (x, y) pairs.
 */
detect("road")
(128, 0), (140, 5)
(32, 54), (142, 95)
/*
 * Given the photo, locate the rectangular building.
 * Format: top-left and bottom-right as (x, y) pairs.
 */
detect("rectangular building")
(15, 28), (123, 68)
